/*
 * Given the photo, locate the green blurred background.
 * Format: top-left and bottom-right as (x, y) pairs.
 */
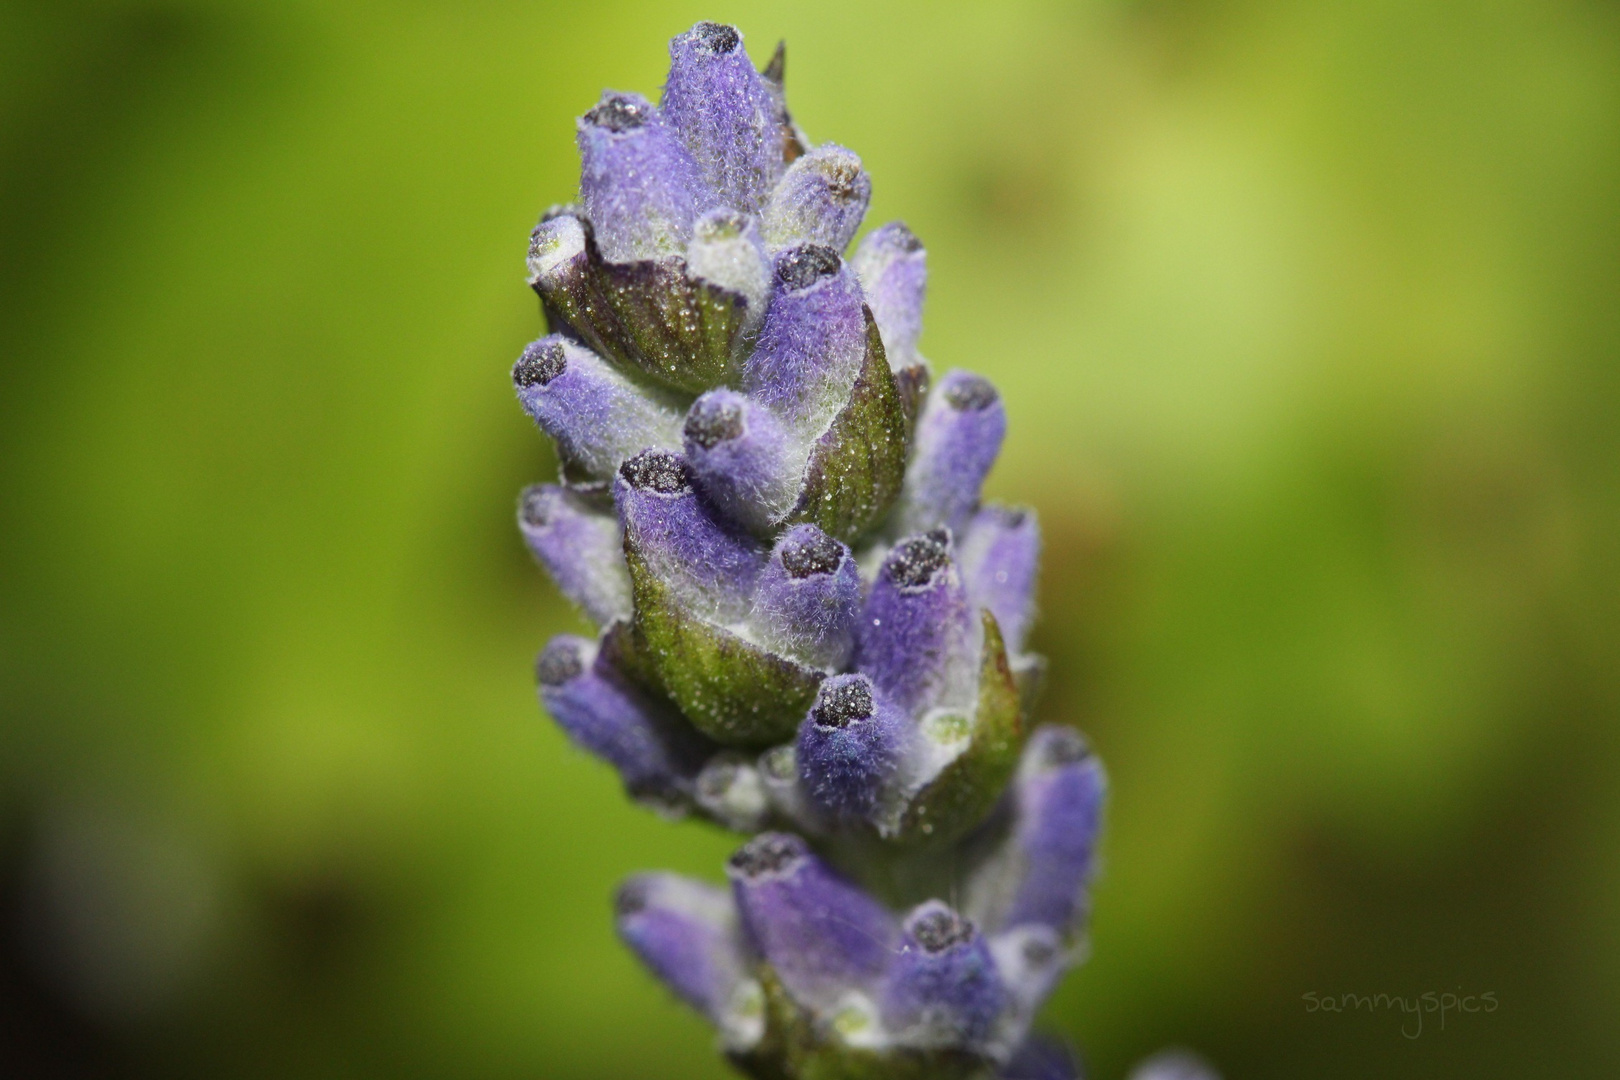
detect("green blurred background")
(3, 0), (1618, 1076)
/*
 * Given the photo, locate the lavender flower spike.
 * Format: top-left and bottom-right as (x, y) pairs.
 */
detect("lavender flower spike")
(506, 23), (1211, 1079)
(577, 91), (705, 263)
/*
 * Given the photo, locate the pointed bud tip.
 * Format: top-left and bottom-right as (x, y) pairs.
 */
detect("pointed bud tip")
(535, 638), (586, 687)
(728, 832), (807, 879)
(518, 485), (553, 528)
(780, 528), (845, 578)
(775, 244), (841, 290)
(584, 93), (651, 132)
(687, 21), (742, 55)
(811, 676), (875, 729)
(684, 397), (744, 449)
(885, 529), (951, 589)
(908, 904), (975, 954)
(1037, 727), (1091, 768)
(615, 878), (650, 918)
(943, 374), (998, 412)
(620, 449), (693, 494)
(513, 339), (567, 388)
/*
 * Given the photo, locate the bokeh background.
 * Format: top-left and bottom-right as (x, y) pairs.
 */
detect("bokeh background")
(3, 1), (1618, 1077)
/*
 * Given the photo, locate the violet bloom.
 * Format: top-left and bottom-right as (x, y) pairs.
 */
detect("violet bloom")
(504, 20), (1198, 1079)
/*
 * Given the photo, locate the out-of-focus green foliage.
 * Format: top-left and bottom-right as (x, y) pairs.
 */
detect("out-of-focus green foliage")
(2, 1), (1617, 1077)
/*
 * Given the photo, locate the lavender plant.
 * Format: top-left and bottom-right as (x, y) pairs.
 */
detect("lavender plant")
(514, 22), (1162, 1079)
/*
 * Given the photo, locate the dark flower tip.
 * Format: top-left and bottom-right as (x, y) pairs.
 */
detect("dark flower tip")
(514, 339), (567, 388)
(944, 374), (999, 412)
(886, 222), (923, 253)
(519, 485), (552, 528)
(823, 159), (866, 202)
(584, 93), (649, 132)
(684, 398), (744, 449)
(535, 639), (585, 687)
(812, 677), (875, 729)
(781, 529), (845, 579)
(910, 905), (975, 954)
(885, 529), (951, 589)
(729, 832), (807, 879)
(1022, 937), (1058, 966)
(614, 879), (649, 919)
(620, 449), (692, 495)
(776, 244), (841, 291)
(1039, 727), (1092, 768)
(690, 21), (741, 54)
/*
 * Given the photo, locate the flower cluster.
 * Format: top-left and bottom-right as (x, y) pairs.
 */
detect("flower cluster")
(515, 21), (1117, 1079)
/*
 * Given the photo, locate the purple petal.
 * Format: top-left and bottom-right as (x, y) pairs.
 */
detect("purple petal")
(892, 369), (1007, 535)
(959, 505), (1041, 655)
(761, 144), (872, 253)
(662, 22), (780, 213)
(726, 832), (896, 1011)
(795, 674), (907, 820)
(857, 529), (978, 715)
(616, 872), (749, 1020)
(742, 245), (869, 437)
(683, 389), (803, 534)
(614, 449), (767, 624)
(851, 221), (927, 367)
(749, 525), (861, 669)
(517, 485), (631, 626)
(536, 634), (711, 807)
(881, 901), (1006, 1050)
(577, 91), (705, 263)
(1000, 727), (1107, 934)
(513, 335), (683, 481)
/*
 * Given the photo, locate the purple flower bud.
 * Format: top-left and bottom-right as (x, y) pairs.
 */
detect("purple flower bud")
(959, 505), (1040, 655)
(858, 529), (978, 715)
(1128, 1050), (1222, 1080)
(614, 449), (766, 624)
(761, 144), (872, 253)
(686, 209), (771, 324)
(536, 634), (710, 806)
(742, 246), (869, 436)
(577, 91), (705, 263)
(727, 832), (896, 1011)
(892, 369), (1007, 536)
(616, 873), (750, 1022)
(517, 485), (632, 626)
(682, 390), (802, 534)
(1001, 1035), (1083, 1080)
(662, 22), (780, 213)
(695, 752), (771, 832)
(796, 674), (907, 820)
(1000, 726), (1106, 934)
(851, 221), (927, 367)
(513, 335), (684, 481)
(749, 525), (860, 669)
(527, 209), (589, 295)
(881, 901), (1006, 1049)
